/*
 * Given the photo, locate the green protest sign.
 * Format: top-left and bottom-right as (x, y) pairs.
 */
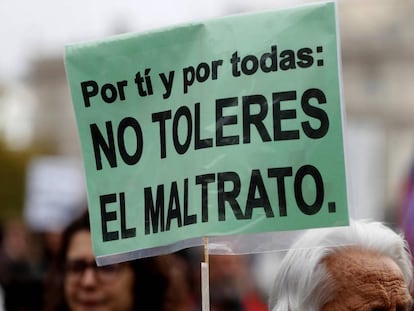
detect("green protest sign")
(65, 1), (349, 264)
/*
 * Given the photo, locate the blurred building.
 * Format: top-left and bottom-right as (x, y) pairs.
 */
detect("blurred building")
(0, 83), (35, 151)
(338, 0), (414, 221)
(28, 58), (81, 156)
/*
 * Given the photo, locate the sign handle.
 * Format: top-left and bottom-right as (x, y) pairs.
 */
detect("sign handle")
(201, 237), (210, 311)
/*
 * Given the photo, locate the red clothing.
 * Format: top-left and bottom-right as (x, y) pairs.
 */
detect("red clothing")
(242, 291), (268, 311)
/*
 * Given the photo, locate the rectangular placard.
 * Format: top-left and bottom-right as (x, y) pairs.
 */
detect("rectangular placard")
(65, 1), (349, 264)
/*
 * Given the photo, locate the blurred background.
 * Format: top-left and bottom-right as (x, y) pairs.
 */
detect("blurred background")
(1, 0), (414, 310)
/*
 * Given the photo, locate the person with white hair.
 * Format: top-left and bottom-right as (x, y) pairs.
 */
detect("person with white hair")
(268, 220), (414, 311)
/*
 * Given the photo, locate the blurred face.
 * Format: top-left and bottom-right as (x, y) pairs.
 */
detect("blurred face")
(208, 255), (248, 308)
(64, 230), (135, 311)
(209, 255), (247, 286)
(322, 248), (413, 311)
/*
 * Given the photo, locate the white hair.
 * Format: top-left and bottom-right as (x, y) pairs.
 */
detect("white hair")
(268, 220), (413, 311)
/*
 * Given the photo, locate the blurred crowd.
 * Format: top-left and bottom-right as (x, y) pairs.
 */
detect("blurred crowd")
(0, 207), (270, 311)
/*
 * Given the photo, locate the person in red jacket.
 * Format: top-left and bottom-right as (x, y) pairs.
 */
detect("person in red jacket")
(209, 254), (267, 311)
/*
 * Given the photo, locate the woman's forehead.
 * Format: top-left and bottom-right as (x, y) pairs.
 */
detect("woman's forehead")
(66, 230), (94, 259)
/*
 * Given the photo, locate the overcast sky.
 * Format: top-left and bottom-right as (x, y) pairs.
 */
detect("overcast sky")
(0, 0), (314, 83)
